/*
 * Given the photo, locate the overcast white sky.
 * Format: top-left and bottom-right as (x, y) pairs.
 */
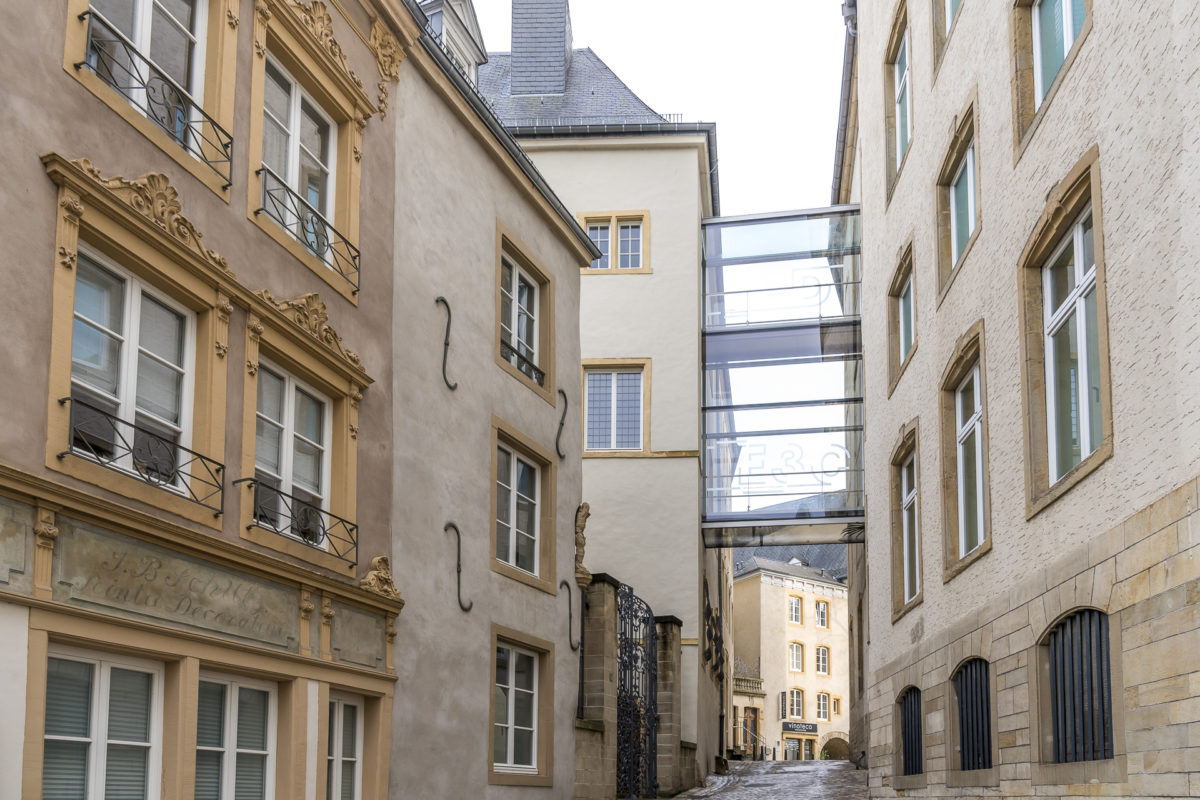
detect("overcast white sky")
(473, 0), (849, 217)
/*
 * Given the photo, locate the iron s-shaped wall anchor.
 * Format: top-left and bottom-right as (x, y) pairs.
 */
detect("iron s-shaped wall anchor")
(555, 389), (568, 459)
(444, 522), (472, 612)
(435, 296), (458, 391)
(560, 579), (580, 651)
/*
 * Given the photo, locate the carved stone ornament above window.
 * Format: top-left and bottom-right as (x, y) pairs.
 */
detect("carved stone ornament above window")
(254, 289), (364, 371)
(69, 158), (231, 272)
(291, 0), (364, 89)
(369, 18), (405, 116)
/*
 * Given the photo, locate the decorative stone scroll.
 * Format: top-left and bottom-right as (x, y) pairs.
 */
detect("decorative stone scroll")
(360, 555), (403, 603)
(69, 158), (231, 273)
(369, 18), (405, 117)
(291, 0), (364, 89)
(254, 290), (364, 371)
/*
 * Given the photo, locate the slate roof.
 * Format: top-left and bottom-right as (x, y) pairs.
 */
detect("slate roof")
(733, 554), (847, 585)
(734, 543), (848, 581)
(478, 48), (668, 126)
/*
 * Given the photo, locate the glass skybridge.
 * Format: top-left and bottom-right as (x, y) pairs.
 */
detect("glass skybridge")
(702, 206), (863, 547)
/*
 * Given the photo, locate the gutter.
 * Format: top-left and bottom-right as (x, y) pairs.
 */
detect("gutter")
(830, 27), (857, 205)
(506, 122), (722, 218)
(395, 0), (602, 260)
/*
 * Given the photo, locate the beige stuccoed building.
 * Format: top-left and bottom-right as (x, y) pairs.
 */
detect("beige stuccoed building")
(836, 0), (1200, 796)
(732, 556), (852, 763)
(0, 0), (597, 797)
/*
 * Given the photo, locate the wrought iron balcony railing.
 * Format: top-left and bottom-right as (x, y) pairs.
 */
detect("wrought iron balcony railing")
(75, 10), (233, 189)
(58, 395), (224, 515)
(255, 167), (361, 294)
(232, 477), (358, 565)
(500, 339), (545, 386)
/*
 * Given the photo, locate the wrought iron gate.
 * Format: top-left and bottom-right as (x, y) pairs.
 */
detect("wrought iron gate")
(616, 583), (658, 798)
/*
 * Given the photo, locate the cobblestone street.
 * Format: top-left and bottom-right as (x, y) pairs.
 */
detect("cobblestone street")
(677, 760), (867, 799)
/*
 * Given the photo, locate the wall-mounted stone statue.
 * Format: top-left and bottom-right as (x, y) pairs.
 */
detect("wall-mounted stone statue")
(574, 502), (591, 587)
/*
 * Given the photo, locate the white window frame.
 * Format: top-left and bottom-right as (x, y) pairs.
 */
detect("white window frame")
(945, 0), (961, 32)
(817, 692), (830, 722)
(327, 692), (365, 800)
(71, 245), (197, 485)
(955, 364), (986, 557)
(833, 697), (842, 716)
(1043, 206), (1098, 483)
(788, 596), (802, 624)
(261, 56), (338, 241)
(1031, 0), (1083, 106)
(893, 28), (911, 163)
(500, 255), (540, 375)
(898, 274), (914, 362)
(949, 144), (976, 264)
(584, 368), (644, 451)
(195, 672), (277, 800)
(816, 646), (830, 675)
(816, 601), (829, 629)
(788, 643), (803, 672)
(788, 688), (804, 719)
(901, 452), (920, 603)
(587, 223), (610, 270)
(44, 644), (165, 800)
(496, 443), (540, 575)
(253, 359), (334, 544)
(617, 222), (642, 269)
(493, 644), (539, 773)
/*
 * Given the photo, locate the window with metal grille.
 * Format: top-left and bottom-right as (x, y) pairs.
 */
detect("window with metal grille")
(953, 658), (992, 771)
(1047, 608), (1113, 764)
(899, 686), (923, 776)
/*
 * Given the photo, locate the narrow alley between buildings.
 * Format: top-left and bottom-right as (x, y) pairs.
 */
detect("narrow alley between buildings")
(678, 760), (867, 800)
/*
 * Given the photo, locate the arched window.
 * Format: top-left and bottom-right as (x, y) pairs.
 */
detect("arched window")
(953, 658), (992, 770)
(1046, 608), (1113, 763)
(899, 686), (923, 776)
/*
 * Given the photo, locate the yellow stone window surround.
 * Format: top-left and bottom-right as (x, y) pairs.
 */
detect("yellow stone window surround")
(578, 210), (652, 274)
(494, 223), (557, 405)
(247, 0), (377, 304)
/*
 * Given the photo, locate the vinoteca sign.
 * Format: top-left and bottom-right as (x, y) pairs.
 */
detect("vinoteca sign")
(782, 722), (818, 734)
(58, 522), (300, 650)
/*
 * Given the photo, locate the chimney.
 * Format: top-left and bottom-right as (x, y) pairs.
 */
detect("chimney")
(511, 0), (573, 95)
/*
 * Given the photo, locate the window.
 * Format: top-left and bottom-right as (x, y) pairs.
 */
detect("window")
(500, 255), (541, 384)
(803, 739), (815, 760)
(893, 29), (912, 166)
(817, 693), (830, 722)
(579, 213), (650, 273)
(953, 658), (992, 771)
(70, 250), (195, 489)
(945, 0), (962, 31)
(788, 596), (802, 624)
(887, 244), (916, 397)
(1032, 0), (1085, 106)
(898, 275), (914, 363)
(815, 601), (829, 628)
(43, 649), (163, 800)
(1046, 609), (1113, 764)
(253, 362), (332, 548)
(955, 365), (985, 557)
(788, 689), (804, 719)
(901, 453), (920, 604)
(1044, 208), (1101, 482)
(931, 0), (964, 70)
(493, 644), (538, 772)
(833, 697), (842, 716)
(327, 694), (364, 800)
(496, 442), (539, 575)
(584, 368), (643, 451)
(195, 676), (276, 800)
(788, 643), (803, 672)
(816, 646), (830, 675)
(899, 687), (923, 776)
(260, 58), (340, 267)
(950, 144), (976, 264)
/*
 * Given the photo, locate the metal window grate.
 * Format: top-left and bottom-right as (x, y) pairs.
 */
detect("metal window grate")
(75, 10), (233, 188)
(1048, 609), (1113, 763)
(500, 339), (546, 386)
(900, 687), (923, 776)
(954, 658), (992, 770)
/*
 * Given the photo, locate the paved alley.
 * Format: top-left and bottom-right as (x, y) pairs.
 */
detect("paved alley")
(677, 760), (867, 800)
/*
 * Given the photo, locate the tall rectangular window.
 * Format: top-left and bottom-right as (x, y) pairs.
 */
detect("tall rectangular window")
(788, 643), (803, 672)
(500, 256), (541, 384)
(816, 646), (830, 675)
(195, 677), (275, 800)
(496, 444), (539, 574)
(788, 689), (804, 719)
(584, 369), (643, 450)
(70, 251), (194, 486)
(587, 223), (610, 270)
(955, 365), (985, 556)
(253, 363), (331, 546)
(945, 0), (962, 31)
(1043, 209), (1099, 482)
(494, 644), (538, 772)
(900, 687), (923, 776)
(901, 453), (920, 602)
(893, 30), (912, 163)
(327, 695), (364, 800)
(618, 222), (642, 269)
(1032, 0), (1086, 104)
(817, 693), (830, 722)
(950, 144), (976, 263)
(953, 658), (992, 771)
(898, 275), (914, 362)
(815, 601), (829, 628)
(788, 596), (802, 624)
(44, 650), (163, 800)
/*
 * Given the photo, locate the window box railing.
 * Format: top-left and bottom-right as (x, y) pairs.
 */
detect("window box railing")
(232, 477), (358, 565)
(75, 10), (234, 189)
(255, 167), (361, 294)
(733, 675), (765, 696)
(500, 339), (545, 386)
(58, 395), (224, 515)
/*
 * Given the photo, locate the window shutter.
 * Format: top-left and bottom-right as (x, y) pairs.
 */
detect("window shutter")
(235, 688), (270, 800)
(104, 668), (153, 799)
(778, 691), (786, 720)
(44, 659), (94, 800)
(195, 682), (226, 800)
(340, 703), (358, 800)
